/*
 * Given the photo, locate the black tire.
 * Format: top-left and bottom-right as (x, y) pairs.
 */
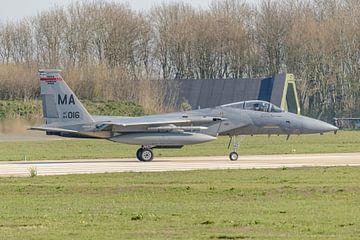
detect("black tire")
(136, 148), (143, 161)
(140, 149), (154, 162)
(229, 152), (239, 161)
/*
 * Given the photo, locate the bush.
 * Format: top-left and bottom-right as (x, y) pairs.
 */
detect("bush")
(0, 100), (144, 121)
(83, 100), (144, 117)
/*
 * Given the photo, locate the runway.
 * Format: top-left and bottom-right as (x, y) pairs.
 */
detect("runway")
(0, 153), (360, 177)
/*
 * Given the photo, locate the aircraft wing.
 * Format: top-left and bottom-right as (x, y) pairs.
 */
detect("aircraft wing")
(108, 118), (192, 127)
(31, 116), (226, 134)
(97, 116), (225, 132)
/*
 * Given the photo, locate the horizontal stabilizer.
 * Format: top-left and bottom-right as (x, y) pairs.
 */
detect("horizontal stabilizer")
(30, 126), (79, 134)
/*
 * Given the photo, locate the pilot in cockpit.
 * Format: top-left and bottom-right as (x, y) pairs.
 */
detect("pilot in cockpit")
(221, 101), (283, 113)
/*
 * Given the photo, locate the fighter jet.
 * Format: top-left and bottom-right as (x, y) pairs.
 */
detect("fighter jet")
(31, 69), (338, 161)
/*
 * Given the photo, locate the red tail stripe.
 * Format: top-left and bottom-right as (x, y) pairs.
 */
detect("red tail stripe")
(40, 77), (63, 81)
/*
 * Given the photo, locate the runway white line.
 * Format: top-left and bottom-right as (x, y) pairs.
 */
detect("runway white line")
(0, 153), (360, 177)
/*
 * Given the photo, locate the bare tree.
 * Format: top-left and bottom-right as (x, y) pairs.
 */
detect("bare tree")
(0, 0), (359, 117)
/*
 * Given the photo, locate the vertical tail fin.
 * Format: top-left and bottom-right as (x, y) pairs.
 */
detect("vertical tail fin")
(39, 69), (94, 125)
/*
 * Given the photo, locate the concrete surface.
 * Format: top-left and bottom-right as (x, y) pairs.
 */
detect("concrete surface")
(0, 153), (360, 177)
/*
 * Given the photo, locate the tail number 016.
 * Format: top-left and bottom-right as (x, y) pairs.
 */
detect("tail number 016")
(63, 112), (80, 119)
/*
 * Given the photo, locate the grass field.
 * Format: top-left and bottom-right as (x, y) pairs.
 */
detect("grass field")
(1, 167), (360, 239)
(0, 131), (359, 161)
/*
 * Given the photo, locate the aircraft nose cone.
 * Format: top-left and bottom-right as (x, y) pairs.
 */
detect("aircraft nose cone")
(302, 117), (338, 134)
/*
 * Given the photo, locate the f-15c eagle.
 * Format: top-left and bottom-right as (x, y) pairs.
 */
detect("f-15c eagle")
(31, 69), (338, 161)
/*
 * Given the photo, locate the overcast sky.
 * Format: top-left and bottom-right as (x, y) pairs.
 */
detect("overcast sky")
(0, 0), (259, 22)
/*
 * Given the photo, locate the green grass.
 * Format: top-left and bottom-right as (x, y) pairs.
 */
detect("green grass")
(0, 100), (144, 120)
(82, 100), (144, 116)
(0, 131), (359, 161)
(1, 167), (360, 239)
(0, 100), (42, 119)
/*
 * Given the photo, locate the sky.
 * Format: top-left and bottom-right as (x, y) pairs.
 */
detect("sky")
(0, 0), (258, 22)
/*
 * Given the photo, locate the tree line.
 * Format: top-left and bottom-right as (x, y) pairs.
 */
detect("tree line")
(0, 0), (359, 120)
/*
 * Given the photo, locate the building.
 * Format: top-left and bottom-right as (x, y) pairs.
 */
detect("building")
(172, 73), (300, 114)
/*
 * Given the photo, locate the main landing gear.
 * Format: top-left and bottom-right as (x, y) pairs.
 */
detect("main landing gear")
(136, 147), (154, 162)
(228, 135), (240, 161)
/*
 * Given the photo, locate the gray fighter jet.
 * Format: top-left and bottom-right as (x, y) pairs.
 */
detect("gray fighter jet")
(32, 69), (338, 161)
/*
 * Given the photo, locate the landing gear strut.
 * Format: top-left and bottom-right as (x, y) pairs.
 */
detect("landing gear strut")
(228, 135), (240, 161)
(136, 147), (154, 162)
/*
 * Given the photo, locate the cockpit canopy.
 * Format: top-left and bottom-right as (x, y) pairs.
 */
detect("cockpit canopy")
(221, 100), (283, 113)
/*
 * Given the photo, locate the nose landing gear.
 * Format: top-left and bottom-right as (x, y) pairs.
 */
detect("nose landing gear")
(136, 147), (154, 162)
(229, 151), (239, 161)
(228, 135), (240, 161)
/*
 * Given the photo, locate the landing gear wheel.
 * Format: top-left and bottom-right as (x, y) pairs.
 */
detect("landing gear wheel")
(229, 152), (239, 161)
(140, 149), (154, 162)
(228, 135), (240, 161)
(136, 148), (143, 161)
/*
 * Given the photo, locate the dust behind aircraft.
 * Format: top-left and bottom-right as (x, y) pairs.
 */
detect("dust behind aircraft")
(31, 69), (338, 161)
